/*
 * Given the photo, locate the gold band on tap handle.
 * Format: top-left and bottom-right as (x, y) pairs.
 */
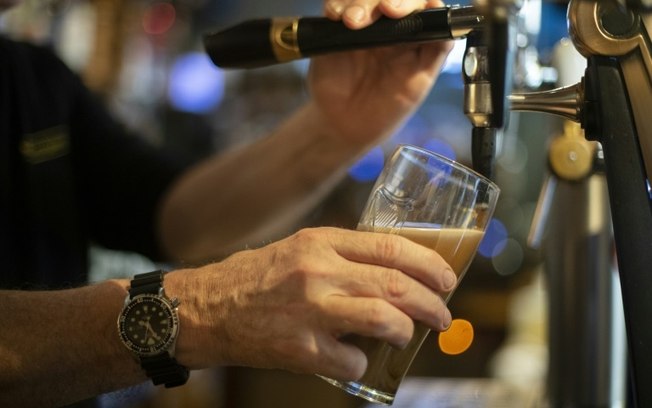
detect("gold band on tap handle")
(271, 18), (303, 63)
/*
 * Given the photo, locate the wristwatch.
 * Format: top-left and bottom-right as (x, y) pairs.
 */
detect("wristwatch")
(117, 270), (189, 388)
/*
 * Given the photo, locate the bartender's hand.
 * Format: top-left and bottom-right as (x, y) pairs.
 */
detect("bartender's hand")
(158, 0), (453, 263)
(168, 227), (456, 380)
(308, 0), (453, 148)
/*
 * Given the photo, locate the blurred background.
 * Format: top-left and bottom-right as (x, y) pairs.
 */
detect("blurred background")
(1, 0), (573, 406)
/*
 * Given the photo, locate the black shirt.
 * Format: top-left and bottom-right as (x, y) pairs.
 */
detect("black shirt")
(0, 36), (189, 289)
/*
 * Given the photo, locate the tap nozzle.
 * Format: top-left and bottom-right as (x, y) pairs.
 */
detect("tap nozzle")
(463, 30), (500, 179)
(508, 81), (584, 122)
(472, 127), (497, 180)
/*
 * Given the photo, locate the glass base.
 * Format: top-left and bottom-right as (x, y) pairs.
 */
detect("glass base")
(317, 375), (395, 405)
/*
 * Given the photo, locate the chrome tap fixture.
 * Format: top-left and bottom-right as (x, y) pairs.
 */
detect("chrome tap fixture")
(509, 1), (652, 406)
(463, 0), (521, 179)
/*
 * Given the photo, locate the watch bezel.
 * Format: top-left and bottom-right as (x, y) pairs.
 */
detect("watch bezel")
(117, 293), (180, 357)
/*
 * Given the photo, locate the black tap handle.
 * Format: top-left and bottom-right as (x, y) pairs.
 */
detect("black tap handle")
(583, 55), (652, 408)
(203, 19), (277, 69)
(203, 7), (469, 69)
(487, 19), (513, 129)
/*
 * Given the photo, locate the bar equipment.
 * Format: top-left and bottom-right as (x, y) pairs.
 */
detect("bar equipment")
(202, 1), (652, 405)
(529, 122), (629, 408)
(516, 39), (628, 407)
(509, 3), (652, 406)
(202, 6), (482, 69)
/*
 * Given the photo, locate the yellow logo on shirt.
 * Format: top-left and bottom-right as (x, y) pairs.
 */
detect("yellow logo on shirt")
(20, 126), (70, 164)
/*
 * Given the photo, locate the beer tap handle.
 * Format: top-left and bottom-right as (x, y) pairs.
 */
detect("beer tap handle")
(486, 15), (515, 130)
(203, 6), (482, 69)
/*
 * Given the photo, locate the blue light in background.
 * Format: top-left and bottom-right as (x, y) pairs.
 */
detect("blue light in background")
(168, 52), (225, 114)
(391, 114), (430, 146)
(478, 218), (508, 258)
(422, 139), (456, 161)
(441, 39), (465, 75)
(538, 2), (570, 53)
(348, 146), (385, 182)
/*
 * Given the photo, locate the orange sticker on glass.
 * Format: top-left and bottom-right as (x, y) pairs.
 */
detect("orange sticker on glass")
(438, 318), (474, 355)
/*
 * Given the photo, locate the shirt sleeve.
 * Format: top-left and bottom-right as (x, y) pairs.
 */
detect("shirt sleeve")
(68, 72), (192, 261)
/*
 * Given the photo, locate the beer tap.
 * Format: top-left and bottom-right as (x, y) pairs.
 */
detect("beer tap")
(202, 5), (483, 69)
(202, 3), (520, 180)
(463, 30), (500, 180)
(508, 1), (652, 406)
(463, 0), (520, 180)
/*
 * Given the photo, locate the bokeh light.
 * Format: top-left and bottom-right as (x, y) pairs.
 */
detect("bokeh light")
(348, 146), (385, 182)
(167, 52), (225, 114)
(478, 218), (509, 258)
(438, 318), (474, 355)
(142, 2), (176, 35)
(492, 238), (525, 276)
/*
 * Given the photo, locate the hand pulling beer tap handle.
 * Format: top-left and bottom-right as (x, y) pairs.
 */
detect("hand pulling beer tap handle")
(203, 6), (482, 69)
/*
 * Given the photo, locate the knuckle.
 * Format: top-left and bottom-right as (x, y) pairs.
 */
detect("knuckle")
(295, 338), (320, 361)
(274, 335), (318, 369)
(375, 234), (403, 264)
(364, 299), (392, 333)
(394, 318), (415, 348)
(282, 231), (322, 276)
(363, 299), (415, 347)
(292, 227), (322, 246)
(382, 268), (410, 299)
(341, 358), (367, 381)
(321, 350), (367, 382)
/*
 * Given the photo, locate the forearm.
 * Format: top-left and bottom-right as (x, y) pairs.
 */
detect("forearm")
(157, 0), (452, 264)
(0, 224), (458, 407)
(0, 280), (146, 407)
(159, 102), (371, 262)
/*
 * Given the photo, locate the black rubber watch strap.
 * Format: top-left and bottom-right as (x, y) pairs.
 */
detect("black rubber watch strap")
(129, 271), (189, 388)
(141, 353), (190, 388)
(129, 270), (165, 297)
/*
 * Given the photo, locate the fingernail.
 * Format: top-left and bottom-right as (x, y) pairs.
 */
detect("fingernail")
(389, 0), (404, 7)
(444, 269), (457, 291)
(442, 308), (452, 330)
(345, 6), (365, 23)
(327, 1), (344, 16)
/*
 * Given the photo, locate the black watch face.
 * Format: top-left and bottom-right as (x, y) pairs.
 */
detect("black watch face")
(118, 294), (179, 355)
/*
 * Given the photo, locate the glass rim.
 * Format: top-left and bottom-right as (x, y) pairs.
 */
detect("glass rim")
(395, 144), (501, 193)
